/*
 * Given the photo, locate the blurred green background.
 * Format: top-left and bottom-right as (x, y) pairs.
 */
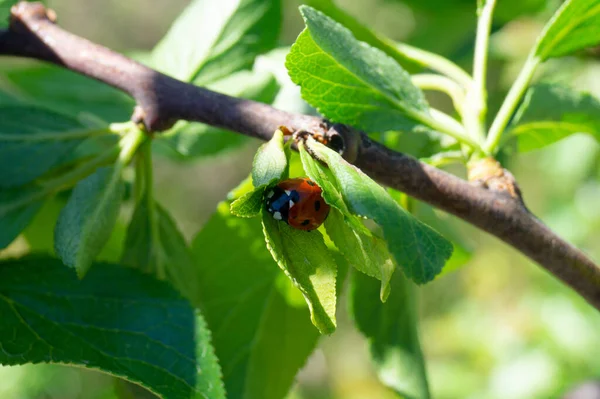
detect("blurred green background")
(1, 0), (599, 398)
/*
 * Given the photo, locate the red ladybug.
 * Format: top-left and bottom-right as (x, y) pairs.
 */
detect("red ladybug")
(265, 178), (330, 231)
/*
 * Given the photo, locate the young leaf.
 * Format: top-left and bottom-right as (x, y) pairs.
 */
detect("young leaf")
(535, 0), (600, 60)
(0, 257), (225, 399)
(299, 141), (373, 234)
(262, 211), (337, 334)
(252, 129), (288, 187)
(122, 198), (199, 302)
(286, 6), (430, 133)
(0, 105), (103, 188)
(156, 70), (279, 161)
(230, 186), (266, 218)
(306, 138), (453, 284)
(350, 271), (430, 399)
(509, 83), (600, 151)
(152, 0), (281, 85)
(54, 166), (124, 277)
(2, 62), (133, 122)
(192, 203), (320, 399)
(0, 187), (46, 249)
(325, 208), (395, 301)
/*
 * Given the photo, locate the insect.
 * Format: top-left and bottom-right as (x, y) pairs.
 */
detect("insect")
(264, 178), (330, 231)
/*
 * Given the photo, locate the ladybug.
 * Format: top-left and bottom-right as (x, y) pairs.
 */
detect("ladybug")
(265, 178), (330, 231)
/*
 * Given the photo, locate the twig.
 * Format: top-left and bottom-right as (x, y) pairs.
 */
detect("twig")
(2, 2), (600, 310)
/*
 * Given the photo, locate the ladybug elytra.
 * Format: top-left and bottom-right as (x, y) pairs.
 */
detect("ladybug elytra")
(265, 178), (330, 231)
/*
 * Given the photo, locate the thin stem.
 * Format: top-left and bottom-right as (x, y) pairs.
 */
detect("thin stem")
(485, 55), (541, 153)
(466, 0), (496, 144)
(422, 109), (480, 150)
(411, 74), (466, 117)
(421, 151), (466, 167)
(473, 0), (496, 100)
(397, 43), (473, 88)
(117, 128), (146, 165)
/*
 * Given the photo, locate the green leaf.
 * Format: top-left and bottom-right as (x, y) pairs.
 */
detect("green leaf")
(192, 203), (320, 399)
(0, 257), (225, 399)
(510, 83), (600, 151)
(122, 197), (200, 302)
(261, 211), (337, 334)
(535, 0), (600, 60)
(299, 141), (350, 215)
(252, 129), (288, 187)
(406, 198), (473, 277)
(286, 6), (430, 133)
(0, 0), (17, 29)
(54, 166), (124, 277)
(152, 0), (281, 84)
(0, 105), (103, 188)
(303, 0), (421, 73)
(306, 138), (453, 284)
(156, 70), (279, 161)
(0, 187), (46, 249)
(324, 208), (395, 301)
(2, 62), (133, 122)
(350, 271), (430, 399)
(230, 186), (265, 218)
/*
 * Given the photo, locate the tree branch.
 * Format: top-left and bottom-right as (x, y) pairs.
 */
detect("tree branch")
(2, 2), (600, 310)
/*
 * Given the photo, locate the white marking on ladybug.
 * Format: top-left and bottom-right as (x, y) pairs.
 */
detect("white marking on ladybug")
(267, 190), (274, 198)
(289, 200), (295, 208)
(273, 211), (282, 220)
(285, 190), (291, 195)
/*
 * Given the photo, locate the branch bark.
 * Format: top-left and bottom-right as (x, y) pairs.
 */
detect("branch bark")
(2, 2), (600, 310)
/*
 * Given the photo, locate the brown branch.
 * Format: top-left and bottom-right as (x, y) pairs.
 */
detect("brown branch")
(2, 2), (600, 310)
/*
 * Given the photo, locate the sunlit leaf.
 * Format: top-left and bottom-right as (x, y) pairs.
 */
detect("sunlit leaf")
(325, 209), (395, 301)
(286, 6), (430, 133)
(262, 212), (337, 334)
(535, 0), (600, 60)
(252, 129), (288, 187)
(306, 138), (453, 284)
(230, 187), (265, 218)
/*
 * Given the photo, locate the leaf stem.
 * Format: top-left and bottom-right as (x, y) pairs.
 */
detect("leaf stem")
(420, 109), (480, 150)
(117, 128), (146, 166)
(473, 0), (495, 101)
(411, 74), (466, 117)
(397, 43), (473, 88)
(466, 0), (496, 144)
(485, 55), (541, 153)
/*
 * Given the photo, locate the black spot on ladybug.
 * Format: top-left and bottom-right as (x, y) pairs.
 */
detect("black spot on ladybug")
(314, 200), (321, 211)
(301, 219), (310, 226)
(306, 180), (316, 186)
